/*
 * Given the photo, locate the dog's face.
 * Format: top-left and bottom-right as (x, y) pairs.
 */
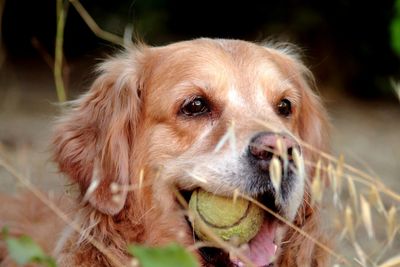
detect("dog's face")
(144, 40), (307, 217)
(53, 39), (329, 266)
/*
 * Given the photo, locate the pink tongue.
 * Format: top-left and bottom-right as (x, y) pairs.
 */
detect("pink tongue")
(234, 222), (277, 266)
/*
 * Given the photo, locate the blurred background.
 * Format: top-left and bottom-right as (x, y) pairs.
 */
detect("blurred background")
(0, 0), (399, 265)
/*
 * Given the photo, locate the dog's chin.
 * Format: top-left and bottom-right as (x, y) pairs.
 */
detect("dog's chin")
(179, 190), (281, 267)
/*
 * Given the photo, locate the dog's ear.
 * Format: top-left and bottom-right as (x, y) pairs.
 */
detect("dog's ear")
(276, 47), (330, 162)
(53, 50), (145, 215)
(297, 81), (330, 163)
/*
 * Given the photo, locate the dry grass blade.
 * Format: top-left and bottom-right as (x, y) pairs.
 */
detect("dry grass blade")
(69, 0), (124, 46)
(345, 205), (356, 242)
(83, 178), (99, 202)
(327, 162), (335, 186)
(368, 185), (386, 215)
(347, 175), (358, 211)
(311, 174), (323, 205)
(233, 188), (239, 204)
(276, 137), (289, 176)
(353, 242), (367, 267)
(336, 154), (344, 180)
(214, 130), (230, 152)
(314, 159), (322, 181)
(270, 156), (282, 194)
(390, 79), (400, 102)
(254, 118), (400, 203)
(188, 171), (208, 184)
(311, 160), (323, 204)
(123, 24), (134, 47)
(229, 122), (237, 156)
(360, 195), (374, 239)
(386, 206), (398, 246)
(240, 194), (351, 265)
(138, 168), (144, 191)
(0, 157), (126, 267)
(129, 258), (140, 267)
(276, 137), (285, 158)
(328, 163), (341, 208)
(378, 254), (400, 267)
(292, 148), (305, 180)
(214, 122), (235, 153)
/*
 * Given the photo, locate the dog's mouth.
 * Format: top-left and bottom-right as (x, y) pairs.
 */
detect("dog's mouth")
(179, 190), (280, 267)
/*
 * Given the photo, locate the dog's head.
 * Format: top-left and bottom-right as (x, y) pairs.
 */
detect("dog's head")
(53, 39), (329, 266)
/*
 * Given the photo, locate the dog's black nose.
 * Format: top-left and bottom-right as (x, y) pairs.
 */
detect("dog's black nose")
(248, 132), (298, 172)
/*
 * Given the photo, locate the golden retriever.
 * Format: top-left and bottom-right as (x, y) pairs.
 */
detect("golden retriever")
(0, 38), (330, 267)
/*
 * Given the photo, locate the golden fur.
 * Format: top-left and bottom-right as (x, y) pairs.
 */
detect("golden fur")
(0, 39), (330, 266)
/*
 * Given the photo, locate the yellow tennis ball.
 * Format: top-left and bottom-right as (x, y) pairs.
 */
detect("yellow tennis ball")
(189, 189), (264, 245)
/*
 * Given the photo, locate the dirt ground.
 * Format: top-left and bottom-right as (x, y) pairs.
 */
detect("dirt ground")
(0, 59), (399, 266)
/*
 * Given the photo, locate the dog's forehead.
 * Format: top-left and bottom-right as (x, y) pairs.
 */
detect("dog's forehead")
(153, 39), (286, 79)
(145, 39), (297, 109)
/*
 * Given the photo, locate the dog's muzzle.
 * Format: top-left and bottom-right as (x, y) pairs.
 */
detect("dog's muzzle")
(244, 131), (301, 205)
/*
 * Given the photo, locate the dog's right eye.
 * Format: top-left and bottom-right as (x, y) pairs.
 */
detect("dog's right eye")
(180, 97), (210, 116)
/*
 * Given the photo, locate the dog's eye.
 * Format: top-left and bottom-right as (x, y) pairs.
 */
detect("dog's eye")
(181, 97), (210, 116)
(277, 99), (292, 117)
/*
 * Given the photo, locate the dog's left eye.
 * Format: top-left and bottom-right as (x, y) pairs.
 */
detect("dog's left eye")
(277, 98), (292, 117)
(181, 97), (210, 116)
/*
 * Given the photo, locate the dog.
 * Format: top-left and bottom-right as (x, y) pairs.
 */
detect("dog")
(0, 38), (330, 266)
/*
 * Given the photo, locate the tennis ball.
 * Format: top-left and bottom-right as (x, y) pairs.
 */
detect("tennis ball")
(189, 189), (264, 245)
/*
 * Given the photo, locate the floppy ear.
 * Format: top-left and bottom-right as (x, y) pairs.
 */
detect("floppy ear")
(297, 81), (330, 164)
(280, 51), (330, 164)
(53, 50), (144, 215)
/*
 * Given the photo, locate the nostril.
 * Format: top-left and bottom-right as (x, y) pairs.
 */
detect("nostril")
(248, 132), (300, 167)
(287, 147), (293, 159)
(249, 144), (274, 160)
(259, 149), (274, 161)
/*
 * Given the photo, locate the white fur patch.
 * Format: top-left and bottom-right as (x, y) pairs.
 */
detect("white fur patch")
(228, 87), (246, 107)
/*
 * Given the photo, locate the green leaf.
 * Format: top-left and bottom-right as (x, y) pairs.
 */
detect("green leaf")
(2, 226), (9, 237)
(127, 243), (199, 267)
(390, 17), (400, 57)
(396, 0), (400, 15)
(6, 236), (45, 265)
(5, 235), (57, 267)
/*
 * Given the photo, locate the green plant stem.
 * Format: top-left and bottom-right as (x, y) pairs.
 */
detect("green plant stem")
(54, 0), (67, 102)
(69, 0), (124, 46)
